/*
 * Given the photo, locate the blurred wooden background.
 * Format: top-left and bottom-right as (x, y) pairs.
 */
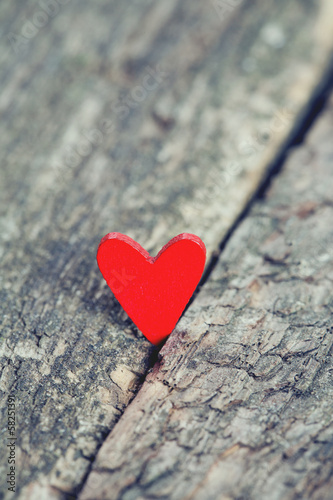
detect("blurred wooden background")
(0, 1), (333, 499)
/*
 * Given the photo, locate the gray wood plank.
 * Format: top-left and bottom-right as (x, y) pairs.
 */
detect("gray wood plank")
(81, 94), (333, 500)
(1, 0), (333, 498)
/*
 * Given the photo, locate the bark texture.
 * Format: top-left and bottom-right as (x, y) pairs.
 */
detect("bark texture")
(81, 96), (333, 500)
(0, 0), (333, 498)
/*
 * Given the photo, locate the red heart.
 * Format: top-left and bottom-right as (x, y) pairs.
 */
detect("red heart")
(96, 233), (206, 345)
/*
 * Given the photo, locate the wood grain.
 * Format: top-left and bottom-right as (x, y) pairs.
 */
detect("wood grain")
(81, 94), (333, 500)
(0, 0), (333, 497)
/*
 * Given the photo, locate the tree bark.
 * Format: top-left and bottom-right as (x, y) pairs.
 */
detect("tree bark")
(80, 95), (333, 500)
(0, 0), (333, 498)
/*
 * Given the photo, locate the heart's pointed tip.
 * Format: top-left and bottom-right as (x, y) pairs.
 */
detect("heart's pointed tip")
(150, 339), (163, 347)
(145, 329), (172, 346)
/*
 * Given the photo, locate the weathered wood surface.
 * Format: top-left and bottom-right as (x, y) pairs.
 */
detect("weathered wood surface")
(81, 94), (333, 500)
(0, 0), (333, 498)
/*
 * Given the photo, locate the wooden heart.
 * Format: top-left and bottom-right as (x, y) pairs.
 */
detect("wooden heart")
(96, 233), (206, 345)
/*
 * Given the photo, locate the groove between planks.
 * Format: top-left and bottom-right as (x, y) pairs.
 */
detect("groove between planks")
(80, 93), (333, 500)
(1, 0), (333, 498)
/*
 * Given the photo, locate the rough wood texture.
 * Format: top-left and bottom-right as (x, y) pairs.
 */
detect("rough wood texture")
(81, 95), (333, 500)
(1, 0), (333, 498)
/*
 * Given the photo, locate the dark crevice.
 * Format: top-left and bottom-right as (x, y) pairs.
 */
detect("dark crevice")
(187, 55), (333, 307)
(74, 60), (333, 498)
(256, 58), (333, 198)
(73, 345), (160, 498)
